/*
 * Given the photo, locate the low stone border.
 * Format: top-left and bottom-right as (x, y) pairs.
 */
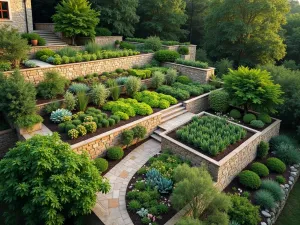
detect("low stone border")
(163, 62), (215, 84)
(160, 112), (281, 190)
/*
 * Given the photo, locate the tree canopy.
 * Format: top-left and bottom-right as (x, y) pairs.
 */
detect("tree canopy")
(52, 0), (100, 45)
(284, 13), (300, 64)
(0, 133), (110, 225)
(90, 0), (139, 37)
(204, 0), (290, 66)
(136, 0), (188, 40)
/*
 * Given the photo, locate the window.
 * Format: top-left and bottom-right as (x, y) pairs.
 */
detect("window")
(0, 1), (9, 19)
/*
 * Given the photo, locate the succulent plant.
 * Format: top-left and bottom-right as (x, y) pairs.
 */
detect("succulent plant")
(156, 177), (173, 194)
(146, 168), (173, 194)
(50, 109), (72, 123)
(136, 208), (148, 218)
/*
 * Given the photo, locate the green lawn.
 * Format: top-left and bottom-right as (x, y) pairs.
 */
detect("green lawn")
(276, 180), (300, 225)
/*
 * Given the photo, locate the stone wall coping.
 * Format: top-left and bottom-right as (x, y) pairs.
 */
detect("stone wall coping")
(126, 41), (196, 47)
(71, 111), (162, 149)
(260, 118), (281, 136)
(0, 128), (14, 135)
(4, 53), (154, 74)
(164, 62), (215, 71)
(183, 88), (223, 104)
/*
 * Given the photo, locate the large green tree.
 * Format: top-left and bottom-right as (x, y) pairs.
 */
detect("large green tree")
(136, 0), (188, 40)
(52, 0), (100, 45)
(284, 13), (300, 63)
(0, 133), (110, 225)
(204, 0), (290, 66)
(90, 0), (139, 37)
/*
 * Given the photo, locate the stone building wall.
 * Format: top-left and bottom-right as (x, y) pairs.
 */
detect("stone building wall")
(4, 53), (154, 85)
(0, 0), (33, 33)
(71, 113), (162, 159)
(0, 128), (18, 158)
(163, 62), (215, 84)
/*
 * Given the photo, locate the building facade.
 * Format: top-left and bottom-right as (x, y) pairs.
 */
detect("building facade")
(0, 0), (33, 33)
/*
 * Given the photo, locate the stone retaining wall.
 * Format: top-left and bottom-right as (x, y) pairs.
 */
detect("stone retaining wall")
(161, 112), (281, 190)
(71, 112), (162, 159)
(183, 92), (210, 114)
(4, 53), (154, 85)
(0, 129), (18, 158)
(163, 62), (215, 84)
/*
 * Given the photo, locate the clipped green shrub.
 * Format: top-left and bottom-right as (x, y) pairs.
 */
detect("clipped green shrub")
(107, 147), (124, 160)
(176, 75), (192, 84)
(120, 42), (136, 50)
(275, 143), (300, 165)
(132, 125), (147, 141)
(250, 120), (265, 129)
(108, 118), (115, 126)
(243, 113), (257, 124)
(68, 129), (79, 139)
(258, 113), (272, 124)
(238, 170), (261, 189)
(101, 119), (109, 128)
(121, 130), (134, 147)
(257, 141), (269, 159)
(209, 90), (230, 112)
(94, 158), (108, 173)
(229, 109), (242, 119)
(175, 58), (209, 69)
(154, 50), (180, 62)
(254, 190), (275, 209)
(151, 71), (165, 88)
(275, 175), (286, 184)
(266, 157), (286, 174)
(36, 48), (55, 59)
(250, 162), (269, 177)
(144, 36), (162, 51)
(114, 111), (129, 120)
(261, 179), (284, 201)
(128, 200), (141, 212)
(15, 114), (43, 129)
(178, 46), (189, 55)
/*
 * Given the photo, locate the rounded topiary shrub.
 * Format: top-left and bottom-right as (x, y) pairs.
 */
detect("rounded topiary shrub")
(254, 189), (275, 209)
(107, 146), (124, 160)
(154, 50), (180, 63)
(208, 90), (230, 113)
(261, 179), (284, 201)
(275, 175), (286, 184)
(229, 109), (242, 119)
(243, 113), (256, 124)
(250, 162), (269, 177)
(266, 157), (286, 174)
(94, 158), (108, 173)
(250, 120), (265, 129)
(258, 113), (272, 124)
(238, 170), (261, 189)
(257, 141), (269, 159)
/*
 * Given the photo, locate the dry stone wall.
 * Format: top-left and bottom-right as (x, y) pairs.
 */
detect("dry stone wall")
(4, 53), (154, 85)
(183, 92), (210, 114)
(0, 129), (18, 158)
(71, 113), (162, 159)
(163, 62), (215, 84)
(164, 45), (197, 61)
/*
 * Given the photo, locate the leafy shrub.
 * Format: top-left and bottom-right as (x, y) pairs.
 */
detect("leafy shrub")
(120, 42), (136, 50)
(266, 157), (286, 173)
(90, 84), (110, 107)
(121, 130), (134, 147)
(36, 48), (55, 59)
(258, 113), (272, 124)
(125, 76), (142, 96)
(257, 141), (269, 159)
(176, 116), (247, 156)
(77, 91), (89, 111)
(177, 218), (203, 225)
(50, 109), (72, 123)
(176, 75), (192, 84)
(68, 83), (90, 94)
(238, 170), (261, 189)
(76, 124), (87, 136)
(228, 195), (260, 225)
(165, 68), (178, 85)
(144, 36), (162, 51)
(178, 46), (189, 55)
(241, 191), (250, 199)
(0, 61), (11, 71)
(229, 109), (242, 119)
(209, 90), (230, 112)
(261, 179), (284, 201)
(82, 121), (97, 133)
(275, 143), (300, 165)
(254, 190), (275, 209)
(151, 71), (165, 88)
(107, 146), (124, 160)
(276, 175), (286, 184)
(250, 120), (265, 129)
(15, 114), (43, 129)
(44, 102), (61, 114)
(61, 56), (70, 64)
(172, 82), (204, 96)
(68, 129), (79, 139)
(64, 91), (77, 111)
(94, 158), (108, 173)
(243, 113), (257, 124)
(53, 57), (62, 65)
(215, 58), (234, 77)
(37, 71), (69, 99)
(85, 42), (102, 54)
(110, 115), (120, 124)
(95, 27), (112, 36)
(57, 47), (77, 57)
(250, 162), (269, 177)
(65, 124), (76, 133)
(101, 119), (109, 128)
(132, 125), (147, 141)
(128, 69), (151, 79)
(157, 85), (190, 100)
(175, 58), (209, 69)
(154, 50), (180, 62)
(114, 111), (129, 120)
(108, 118), (115, 126)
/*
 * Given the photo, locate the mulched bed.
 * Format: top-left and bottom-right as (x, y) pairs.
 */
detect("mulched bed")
(167, 126), (254, 161)
(125, 153), (178, 225)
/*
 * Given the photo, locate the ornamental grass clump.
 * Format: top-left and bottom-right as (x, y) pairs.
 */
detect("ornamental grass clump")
(176, 116), (247, 156)
(254, 190), (276, 209)
(261, 179), (284, 201)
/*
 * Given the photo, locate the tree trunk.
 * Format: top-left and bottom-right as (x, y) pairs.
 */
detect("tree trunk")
(71, 36), (76, 46)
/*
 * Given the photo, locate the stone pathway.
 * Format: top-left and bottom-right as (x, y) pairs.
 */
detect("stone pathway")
(93, 139), (161, 225)
(159, 112), (195, 131)
(27, 59), (54, 68)
(22, 124), (52, 140)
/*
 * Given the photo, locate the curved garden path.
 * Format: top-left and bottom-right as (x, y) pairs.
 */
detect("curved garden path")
(93, 139), (161, 225)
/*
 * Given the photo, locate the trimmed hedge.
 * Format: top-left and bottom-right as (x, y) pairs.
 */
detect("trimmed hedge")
(154, 50), (180, 62)
(250, 162), (269, 177)
(94, 158), (108, 172)
(266, 157), (286, 174)
(107, 147), (124, 160)
(208, 90), (230, 113)
(239, 170), (261, 189)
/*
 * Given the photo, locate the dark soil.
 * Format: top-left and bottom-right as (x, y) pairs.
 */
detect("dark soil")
(167, 128), (254, 161)
(0, 114), (10, 131)
(125, 153), (178, 225)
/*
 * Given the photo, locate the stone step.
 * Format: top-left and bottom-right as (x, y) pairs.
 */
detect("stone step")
(154, 128), (165, 135)
(162, 106), (186, 118)
(151, 133), (162, 142)
(160, 103), (183, 115)
(162, 110), (188, 123)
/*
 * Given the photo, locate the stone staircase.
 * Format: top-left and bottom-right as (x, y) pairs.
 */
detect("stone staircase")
(151, 104), (195, 142)
(33, 30), (67, 46)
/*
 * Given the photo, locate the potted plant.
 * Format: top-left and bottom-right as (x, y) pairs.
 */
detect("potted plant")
(29, 33), (40, 46)
(115, 40), (121, 48)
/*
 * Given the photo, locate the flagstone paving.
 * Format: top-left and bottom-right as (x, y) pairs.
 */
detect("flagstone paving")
(93, 139), (161, 225)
